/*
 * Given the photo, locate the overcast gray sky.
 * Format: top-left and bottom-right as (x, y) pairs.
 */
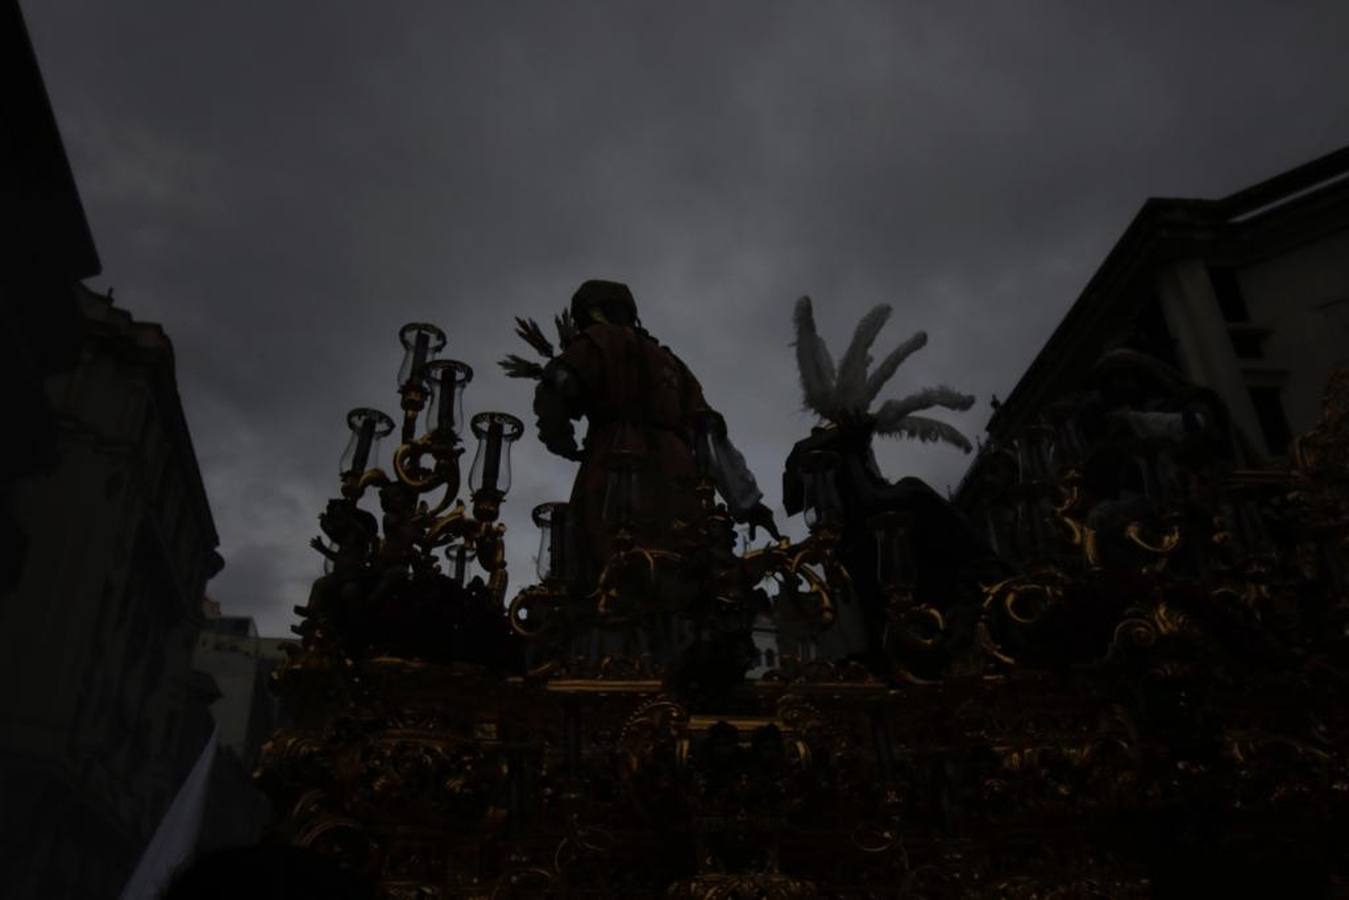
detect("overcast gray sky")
(24, 0), (1349, 636)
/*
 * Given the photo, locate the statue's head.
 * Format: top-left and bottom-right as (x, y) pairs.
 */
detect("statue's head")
(781, 423), (867, 518)
(1091, 347), (1183, 410)
(320, 498), (377, 543)
(571, 280), (638, 329)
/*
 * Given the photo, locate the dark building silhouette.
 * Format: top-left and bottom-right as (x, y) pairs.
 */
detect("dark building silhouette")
(0, 5), (266, 897)
(951, 147), (1349, 599)
(968, 146), (1349, 473)
(1, 0), (100, 592)
(0, 284), (230, 898)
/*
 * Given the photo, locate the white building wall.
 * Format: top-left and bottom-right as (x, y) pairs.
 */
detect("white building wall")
(1155, 227), (1349, 462)
(1154, 259), (1267, 463)
(1234, 228), (1349, 435)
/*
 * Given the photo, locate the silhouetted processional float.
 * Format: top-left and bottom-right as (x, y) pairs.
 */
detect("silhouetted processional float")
(256, 287), (1349, 897)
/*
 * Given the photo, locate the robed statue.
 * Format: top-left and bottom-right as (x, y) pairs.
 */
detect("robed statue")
(505, 280), (778, 590)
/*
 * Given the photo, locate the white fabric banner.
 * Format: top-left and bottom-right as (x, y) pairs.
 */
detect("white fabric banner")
(119, 723), (218, 899)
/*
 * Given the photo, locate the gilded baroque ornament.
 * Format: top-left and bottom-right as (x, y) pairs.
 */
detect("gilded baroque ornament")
(256, 301), (1349, 896)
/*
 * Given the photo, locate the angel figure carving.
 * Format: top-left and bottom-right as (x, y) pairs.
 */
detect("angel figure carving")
(782, 296), (998, 674)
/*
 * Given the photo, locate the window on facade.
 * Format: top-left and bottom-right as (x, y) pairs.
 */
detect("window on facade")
(1208, 267), (1251, 322)
(764, 649), (776, 669)
(1247, 385), (1293, 455)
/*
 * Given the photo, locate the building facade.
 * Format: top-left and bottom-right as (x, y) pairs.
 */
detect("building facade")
(0, 286), (226, 899)
(958, 146), (1349, 536)
(194, 609), (291, 769)
(1, 5), (233, 897)
(976, 146), (1349, 469)
(1, 0), (101, 593)
(0, 8), (284, 894)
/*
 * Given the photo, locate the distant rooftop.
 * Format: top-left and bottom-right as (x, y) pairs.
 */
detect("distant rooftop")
(203, 616), (258, 639)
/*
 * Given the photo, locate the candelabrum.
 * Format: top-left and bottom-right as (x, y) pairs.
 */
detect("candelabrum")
(298, 321), (523, 663)
(256, 366), (1349, 898)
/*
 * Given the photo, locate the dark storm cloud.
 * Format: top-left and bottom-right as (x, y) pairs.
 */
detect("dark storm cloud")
(23, 0), (1349, 634)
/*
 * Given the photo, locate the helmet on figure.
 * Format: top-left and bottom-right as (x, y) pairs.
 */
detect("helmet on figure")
(571, 280), (638, 329)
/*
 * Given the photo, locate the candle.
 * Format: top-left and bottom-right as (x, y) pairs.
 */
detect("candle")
(470, 411), (522, 499)
(436, 368), (455, 433)
(411, 330), (430, 383)
(481, 420), (503, 492)
(350, 417), (376, 474)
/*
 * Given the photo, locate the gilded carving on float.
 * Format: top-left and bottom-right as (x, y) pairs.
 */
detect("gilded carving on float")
(255, 302), (1349, 896)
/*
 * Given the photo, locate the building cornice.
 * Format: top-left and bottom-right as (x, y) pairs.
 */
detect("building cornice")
(988, 146), (1349, 439)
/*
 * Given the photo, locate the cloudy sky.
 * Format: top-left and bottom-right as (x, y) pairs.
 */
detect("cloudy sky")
(24, 0), (1349, 636)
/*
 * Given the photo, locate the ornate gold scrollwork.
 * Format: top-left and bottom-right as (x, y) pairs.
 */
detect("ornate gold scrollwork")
(507, 583), (561, 639)
(392, 432), (460, 493)
(593, 546), (683, 621)
(1110, 614), (1158, 653)
(975, 570), (1073, 667)
(620, 695), (689, 773)
(665, 872), (820, 899)
(980, 573), (1064, 627)
(1124, 521), (1181, 571)
(745, 536), (839, 629)
(263, 360), (1349, 896)
(489, 865), (558, 899)
(1054, 466), (1102, 567)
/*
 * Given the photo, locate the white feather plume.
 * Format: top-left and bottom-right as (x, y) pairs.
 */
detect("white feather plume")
(793, 296), (838, 416)
(874, 413), (973, 453)
(873, 386), (976, 424)
(863, 331), (928, 406)
(834, 304), (893, 413)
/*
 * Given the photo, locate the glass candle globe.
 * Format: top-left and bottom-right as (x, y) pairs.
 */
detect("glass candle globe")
(423, 359), (473, 438)
(339, 408), (396, 476)
(532, 502), (570, 582)
(468, 412), (524, 496)
(396, 322), (447, 387)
